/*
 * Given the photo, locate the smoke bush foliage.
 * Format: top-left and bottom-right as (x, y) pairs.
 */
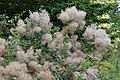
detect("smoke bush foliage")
(0, 6), (116, 80)
(0, 0), (120, 80)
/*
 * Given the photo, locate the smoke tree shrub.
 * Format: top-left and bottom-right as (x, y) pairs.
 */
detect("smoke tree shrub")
(0, 6), (112, 80)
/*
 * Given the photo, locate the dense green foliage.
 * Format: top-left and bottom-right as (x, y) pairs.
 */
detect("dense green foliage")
(0, 0), (117, 22)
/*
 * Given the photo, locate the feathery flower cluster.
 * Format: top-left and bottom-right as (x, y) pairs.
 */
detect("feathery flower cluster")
(47, 6), (86, 51)
(58, 6), (86, 23)
(72, 66), (99, 80)
(72, 71), (81, 79)
(82, 66), (99, 80)
(10, 10), (52, 34)
(83, 24), (111, 60)
(16, 46), (40, 63)
(64, 50), (84, 65)
(61, 21), (79, 35)
(16, 45), (55, 80)
(83, 24), (111, 49)
(10, 19), (26, 34)
(48, 32), (64, 51)
(5, 62), (28, 75)
(28, 61), (42, 71)
(58, 6), (86, 34)
(94, 29), (111, 51)
(0, 62), (32, 80)
(0, 57), (4, 65)
(16, 19), (26, 33)
(64, 35), (85, 65)
(0, 65), (5, 80)
(29, 61), (55, 80)
(0, 38), (6, 55)
(37, 70), (55, 80)
(42, 33), (53, 45)
(29, 10), (52, 32)
(83, 24), (96, 40)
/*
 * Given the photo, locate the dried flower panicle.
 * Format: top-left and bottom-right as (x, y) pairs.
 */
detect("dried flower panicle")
(0, 62), (32, 80)
(42, 33), (52, 45)
(65, 35), (81, 51)
(92, 51), (103, 61)
(16, 19), (26, 33)
(83, 24), (111, 60)
(58, 6), (86, 23)
(62, 22), (79, 35)
(48, 32), (64, 51)
(35, 61), (55, 80)
(18, 72), (33, 80)
(0, 65), (5, 80)
(29, 61), (42, 71)
(0, 57), (4, 65)
(37, 70), (55, 80)
(16, 46), (40, 63)
(64, 34), (84, 65)
(0, 65), (5, 75)
(83, 24), (111, 50)
(16, 46), (29, 63)
(0, 38), (6, 55)
(10, 10), (52, 35)
(83, 24), (96, 40)
(5, 61), (28, 75)
(58, 6), (86, 30)
(82, 66), (99, 80)
(32, 27), (41, 32)
(94, 29), (111, 51)
(16, 45), (55, 80)
(0, 61), (33, 80)
(9, 19), (26, 35)
(73, 71), (81, 79)
(29, 10), (52, 32)
(64, 51), (84, 65)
